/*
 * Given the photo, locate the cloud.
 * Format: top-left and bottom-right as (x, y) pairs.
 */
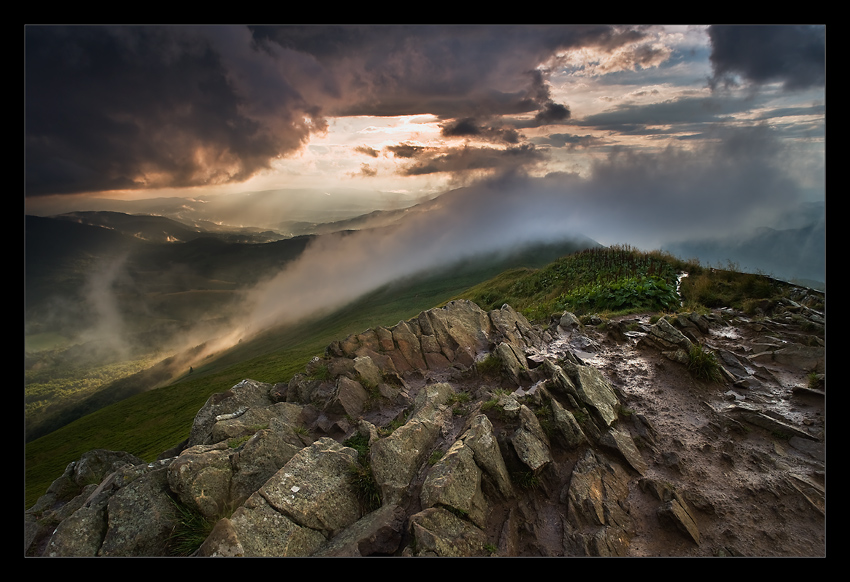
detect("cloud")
(440, 118), (523, 144)
(535, 133), (604, 149)
(354, 145), (380, 157)
(351, 163), (378, 178)
(578, 94), (763, 133)
(25, 26), (326, 196)
(396, 143), (546, 180)
(707, 25), (825, 91)
(27, 25), (664, 196)
(231, 123), (810, 340)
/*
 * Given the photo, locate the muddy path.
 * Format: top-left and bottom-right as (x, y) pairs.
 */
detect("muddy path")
(564, 308), (826, 556)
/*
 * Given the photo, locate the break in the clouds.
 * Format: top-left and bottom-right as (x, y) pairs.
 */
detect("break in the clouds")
(26, 24), (671, 197)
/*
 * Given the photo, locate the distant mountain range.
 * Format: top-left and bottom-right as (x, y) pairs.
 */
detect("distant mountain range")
(26, 187), (428, 235)
(664, 207), (825, 288)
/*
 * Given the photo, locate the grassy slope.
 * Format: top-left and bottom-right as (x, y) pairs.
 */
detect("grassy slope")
(27, 243), (814, 509)
(25, 240), (589, 509)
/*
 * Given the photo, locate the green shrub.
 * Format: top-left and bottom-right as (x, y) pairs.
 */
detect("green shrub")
(558, 275), (680, 315)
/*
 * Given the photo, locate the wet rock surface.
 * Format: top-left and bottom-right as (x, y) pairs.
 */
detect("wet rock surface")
(25, 294), (825, 557)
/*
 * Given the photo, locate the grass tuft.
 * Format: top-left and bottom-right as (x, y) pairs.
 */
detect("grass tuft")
(686, 344), (722, 383)
(166, 496), (218, 557)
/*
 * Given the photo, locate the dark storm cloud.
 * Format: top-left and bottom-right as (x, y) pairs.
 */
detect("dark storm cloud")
(440, 118), (523, 144)
(386, 143), (427, 159)
(533, 101), (571, 125)
(250, 25), (644, 120)
(707, 25), (825, 91)
(25, 24), (661, 196)
(25, 26), (324, 196)
(576, 94), (768, 137)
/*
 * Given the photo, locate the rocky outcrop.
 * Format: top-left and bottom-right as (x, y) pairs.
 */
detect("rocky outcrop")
(25, 296), (825, 557)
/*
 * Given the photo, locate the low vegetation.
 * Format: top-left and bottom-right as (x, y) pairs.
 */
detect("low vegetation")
(455, 246), (804, 325)
(25, 243), (815, 509)
(455, 245), (696, 321)
(686, 344), (723, 383)
(166, 497), (219, 557)
(679, 262), (778, 311)
(343, 433), (382, 513)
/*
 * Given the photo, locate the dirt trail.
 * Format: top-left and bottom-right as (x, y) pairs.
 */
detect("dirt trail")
(569, 309), (825, 556)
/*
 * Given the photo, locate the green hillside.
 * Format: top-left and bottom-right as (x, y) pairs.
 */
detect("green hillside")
(28, 241), (815, 509)
(25, 238), (591, 509)
(452, 245), (694, 321)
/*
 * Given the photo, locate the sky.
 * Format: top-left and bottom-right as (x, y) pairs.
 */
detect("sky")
(25, 25), (824, 209)
(25, 25), (826, 343)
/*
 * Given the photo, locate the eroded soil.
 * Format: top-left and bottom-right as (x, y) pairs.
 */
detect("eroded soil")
(363, 304), (825, 557)
(568, 309), (826, 557)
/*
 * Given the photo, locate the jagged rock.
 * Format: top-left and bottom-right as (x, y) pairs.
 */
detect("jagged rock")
(559, 359), (620, 427)
(391, 320), (428, 371)
(541, 358), (581, 408)
(168, 442), (234, 519)
(440, 299), (492, 356)
(490, 303), (543, 349)
(32, 454), (164, 557)
(598, 426), (647, 475)
(98, 462), (177, 556)
(658, 499), (701, 545)
(261, 437), (361, 537)
(42, 497), (108, 556)
(497, 391), (521, 420)
(639, 316), (694, 352)
(463, 414), (515, 499)
(407, 506), (488, 557)
(548, 395), (588, 448)
(284, 373), (321, 404)
(494, 341), (528, 385)
(221, 492), (327, 557)
(751, 344), (824, 372)
(26, 291), (826, 557)
(229, 417), (308, 505)
(631, 413), (658, 448)
(511, 405), (552, 472)
(314, 503), (408, 556)
(558, 311), (581, 330)
(188, 379), (275, 447)
(370, 382), (453, 503)
(563, 449), (634, 556)
(201, 437), (361, 556)
(208, 401), (298, 444)
(640, 477), (700, 544)
(28, 449), (144, 518)
(327, 376), (370, 418)
(723, 402), (817, 440)
(421, 437), (489, 528)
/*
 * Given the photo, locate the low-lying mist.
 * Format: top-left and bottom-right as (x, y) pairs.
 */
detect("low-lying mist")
(37, 124), (822, 376)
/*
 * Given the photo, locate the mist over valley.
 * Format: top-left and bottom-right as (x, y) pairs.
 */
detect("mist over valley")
(24, 27), (825, 531)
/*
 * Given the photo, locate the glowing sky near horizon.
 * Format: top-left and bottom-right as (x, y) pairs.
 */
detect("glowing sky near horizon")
(25, 25), (825, 232)
(24, 24), (826, 350)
